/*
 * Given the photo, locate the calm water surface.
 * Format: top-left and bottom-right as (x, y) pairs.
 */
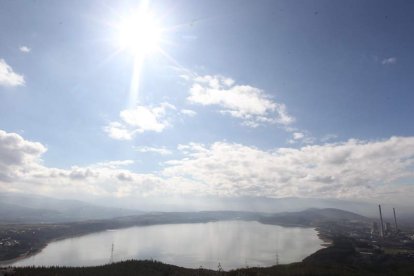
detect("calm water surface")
(12, 221), (323, 270)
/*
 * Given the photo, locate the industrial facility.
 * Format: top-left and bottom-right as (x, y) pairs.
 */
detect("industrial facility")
(317, 204), (414, 259)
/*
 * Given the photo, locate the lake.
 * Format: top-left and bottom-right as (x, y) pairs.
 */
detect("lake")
(11, 220), (323, 270)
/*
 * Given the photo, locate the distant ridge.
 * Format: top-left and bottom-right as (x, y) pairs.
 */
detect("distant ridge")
(0, 192), (375, 225)
(259, 208), (369, 227)
(0, 193), (143, 224)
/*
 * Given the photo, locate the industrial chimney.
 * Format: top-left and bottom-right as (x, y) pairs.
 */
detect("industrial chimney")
(378, 204), (385, 238)
(393, 208), (398, 233)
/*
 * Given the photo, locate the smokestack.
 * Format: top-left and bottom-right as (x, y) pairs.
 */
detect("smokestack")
(379, 204), (385, 238)
(393, 208), (398, 233)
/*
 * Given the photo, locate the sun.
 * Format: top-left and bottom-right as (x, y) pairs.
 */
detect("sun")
(117, 8), (162, 57)
(110, 2), (173, 107)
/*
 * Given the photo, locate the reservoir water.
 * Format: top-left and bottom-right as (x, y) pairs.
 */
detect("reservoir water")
(11, 220), (323, 270)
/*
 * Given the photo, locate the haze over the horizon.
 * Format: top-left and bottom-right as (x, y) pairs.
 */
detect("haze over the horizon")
(1, 0), (414, 209)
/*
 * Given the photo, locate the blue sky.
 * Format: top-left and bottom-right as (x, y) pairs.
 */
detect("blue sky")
(0, 0), (413, 208)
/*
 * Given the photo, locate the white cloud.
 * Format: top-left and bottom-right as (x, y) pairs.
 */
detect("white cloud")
(293, 132), (304, 140)
(382, 57), (397, 65)
(19, 46), (31, 53)
(321, 134), (338, 142)
(104, 122), (133, 140)
(91, 160), (134, 169)
(187, 74), (294, 127)
(135, 146), (172, 155)
(164, 137), (414, 201)
(0, 129), (46, 182)
(0, 129), (167, 198)
(120, 106), (168, 132)
(104, 103), (175, 140)
(2, 129), (414, 205)
(180, 109), (197, 117)
(287, 130), (315, 145)
(0, 59), (25, 87)
(177, 142), (209, 155)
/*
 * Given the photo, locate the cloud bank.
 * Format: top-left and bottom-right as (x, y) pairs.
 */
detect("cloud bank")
(1, 129), (414, 206)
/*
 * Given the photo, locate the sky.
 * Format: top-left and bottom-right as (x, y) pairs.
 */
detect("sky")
(0, 0), (414, 209)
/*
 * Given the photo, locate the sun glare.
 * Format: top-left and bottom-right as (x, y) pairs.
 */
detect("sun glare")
(117, 10), (162, 57)
(113, 3), (165, 107)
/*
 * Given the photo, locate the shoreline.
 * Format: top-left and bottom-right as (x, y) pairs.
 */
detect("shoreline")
(0, 228), (123, 267)
(316, 230), (333, 245)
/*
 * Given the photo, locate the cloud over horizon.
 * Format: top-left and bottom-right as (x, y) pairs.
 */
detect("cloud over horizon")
(1, 129), (414, 206)
(165, 138), (414, 200)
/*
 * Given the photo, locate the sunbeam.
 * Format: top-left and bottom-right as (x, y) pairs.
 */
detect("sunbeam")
(113, 0), (164, 107)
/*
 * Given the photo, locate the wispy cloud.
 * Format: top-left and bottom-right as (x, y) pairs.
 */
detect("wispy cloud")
(104, 103), (176, 140)
(0, 59), (25, 87)
(186, 74), (295, 127)
(135, 146), (172, 155)
(103, 122), (133, 140)
(382, 57), (397, 65)
(286, 129), (315, 145)
(180, 109), (197, 117)
(91, 160), (134, 169)
(321, 134), (338, 143)
(19, 46), (31, 53)
(293, 132), (304, 140)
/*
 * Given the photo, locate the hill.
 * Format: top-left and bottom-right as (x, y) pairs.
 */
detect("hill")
(0, 193), (143, 224)
(259, 208), (369, 227)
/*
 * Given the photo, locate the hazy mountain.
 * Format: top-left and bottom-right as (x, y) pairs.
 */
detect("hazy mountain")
(0, 193), (144, 224)
(0, 201), (61, 223)
(1, 192), (408, 225)
(259, 208), (370, 227)
(108, 195), (380, 216)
